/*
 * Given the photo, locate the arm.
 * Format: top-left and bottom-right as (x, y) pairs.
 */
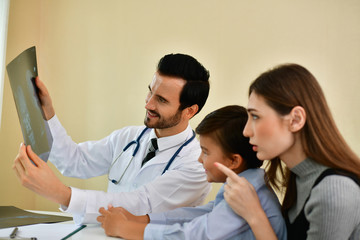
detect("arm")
(149, 201), (214, 225)
(13, 143), (71, 206)
(144, 196), (252, 239)
(36, 76), (125, 179)
(109, 206), (150, 224)
(102, 168), (284, 239)
(97, 207), (147, 240)
(46, 115), (117, 178)
(215, 162), (278, 240)
(96, 204), (212, 239)
(65, 164), (210, 224)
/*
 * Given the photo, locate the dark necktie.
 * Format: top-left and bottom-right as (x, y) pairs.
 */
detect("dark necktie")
(142, 138), (158, 166)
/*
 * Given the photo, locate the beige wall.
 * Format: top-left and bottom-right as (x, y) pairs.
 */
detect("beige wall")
(1, 0), (360, 211)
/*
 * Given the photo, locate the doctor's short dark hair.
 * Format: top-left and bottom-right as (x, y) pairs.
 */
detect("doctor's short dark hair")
(195, 105), (262, 169)
(157, 53), (210, 116)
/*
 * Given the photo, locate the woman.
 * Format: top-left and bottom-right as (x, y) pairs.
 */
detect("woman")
(217, 64), (360, 240)
(97, 105), (286, 239)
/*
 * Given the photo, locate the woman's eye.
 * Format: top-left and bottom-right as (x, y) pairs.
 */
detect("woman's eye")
(251, 114), (259, 120)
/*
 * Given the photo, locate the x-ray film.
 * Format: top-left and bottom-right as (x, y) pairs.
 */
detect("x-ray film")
(6, 46), (52, 161)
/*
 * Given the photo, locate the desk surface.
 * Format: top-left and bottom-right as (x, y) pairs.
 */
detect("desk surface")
(1, 210), (120, 240)
(34, 210), (119, 240)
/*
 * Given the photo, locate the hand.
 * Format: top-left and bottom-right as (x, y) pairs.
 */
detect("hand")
(106, 205), (150, 223)
(35, 77), (55, 120)
(215, 162), (263, 223)
(97, 207), (126, 237)
(12, 143), (71, 206)
(215, 162), (278, 240)
(97, 207), (147, 239)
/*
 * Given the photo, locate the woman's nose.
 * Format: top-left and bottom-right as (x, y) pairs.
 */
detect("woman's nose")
(243, 120), (252, 137)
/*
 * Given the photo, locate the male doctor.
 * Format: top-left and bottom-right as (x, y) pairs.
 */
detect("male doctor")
(13, 53), (211, 224)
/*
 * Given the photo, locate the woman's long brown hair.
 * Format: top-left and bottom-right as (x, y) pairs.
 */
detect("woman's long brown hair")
(249, 63), (360, 213)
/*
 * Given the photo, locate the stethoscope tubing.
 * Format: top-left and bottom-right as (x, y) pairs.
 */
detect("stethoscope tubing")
(108, 127), (195, 184)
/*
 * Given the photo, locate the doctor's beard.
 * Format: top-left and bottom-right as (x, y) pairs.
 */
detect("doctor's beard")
(144, 109), (182, 129)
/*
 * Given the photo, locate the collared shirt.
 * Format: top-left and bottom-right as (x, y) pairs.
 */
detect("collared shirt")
(47, 115), (210, 224)
(145, 168), (287, 240)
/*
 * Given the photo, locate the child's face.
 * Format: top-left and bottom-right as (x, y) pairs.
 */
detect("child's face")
(198, 134), (233, 183)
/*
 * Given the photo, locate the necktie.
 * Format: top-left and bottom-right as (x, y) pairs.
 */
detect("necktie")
(142, 138), (158, 166)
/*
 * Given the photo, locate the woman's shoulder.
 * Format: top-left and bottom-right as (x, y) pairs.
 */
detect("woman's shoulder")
(303, 173), (360, 240)
(309, 173), (360, 209)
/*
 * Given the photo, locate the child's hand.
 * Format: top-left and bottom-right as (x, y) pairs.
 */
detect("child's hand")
(97, 207), (128, 237)
(107, 205), (150, 223)
(97, 206), (148, 239)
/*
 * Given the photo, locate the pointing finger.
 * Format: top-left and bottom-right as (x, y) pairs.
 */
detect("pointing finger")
(214, 162), (239, 180)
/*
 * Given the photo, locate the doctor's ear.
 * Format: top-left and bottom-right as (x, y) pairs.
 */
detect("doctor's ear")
(289, 106), (306, 132)
(184, 104), (199, 119)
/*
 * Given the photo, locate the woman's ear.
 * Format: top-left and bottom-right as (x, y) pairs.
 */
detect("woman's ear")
(289, 106), (306, 132)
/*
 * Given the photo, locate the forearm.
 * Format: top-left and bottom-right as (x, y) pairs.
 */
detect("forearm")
(120, 221), (147, 240)
(127, 214), (150, 223)
(247, 211), (277, 240)
(50, 184), (71, 207)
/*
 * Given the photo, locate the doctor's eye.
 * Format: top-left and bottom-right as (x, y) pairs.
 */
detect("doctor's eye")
(158, 97), (167, 103)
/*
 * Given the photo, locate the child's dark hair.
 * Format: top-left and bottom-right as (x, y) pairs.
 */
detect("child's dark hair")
(195, 105), (262, 169)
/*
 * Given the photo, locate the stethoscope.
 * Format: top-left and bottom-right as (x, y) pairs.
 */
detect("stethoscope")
(108, 127), (196, 185)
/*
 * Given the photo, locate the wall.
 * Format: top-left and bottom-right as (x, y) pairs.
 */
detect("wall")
(1, 0), (359, 211)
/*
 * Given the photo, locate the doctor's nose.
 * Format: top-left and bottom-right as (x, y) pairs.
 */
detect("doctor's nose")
(145, 95), (155, 110)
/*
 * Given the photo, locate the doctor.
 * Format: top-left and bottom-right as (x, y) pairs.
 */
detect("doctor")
(13, 53), (211, 224)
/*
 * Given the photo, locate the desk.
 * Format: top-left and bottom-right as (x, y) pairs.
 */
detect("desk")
(1, 210), (120, 240)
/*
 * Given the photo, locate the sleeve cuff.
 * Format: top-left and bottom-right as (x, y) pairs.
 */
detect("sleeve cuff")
(148, 212), (167, 224)
(59, 187), (87, 225)
(47, 114), (63, 135)
(144, 223), (167, 240)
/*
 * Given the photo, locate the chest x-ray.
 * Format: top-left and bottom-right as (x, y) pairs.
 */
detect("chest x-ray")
(6, 46), (52, 161)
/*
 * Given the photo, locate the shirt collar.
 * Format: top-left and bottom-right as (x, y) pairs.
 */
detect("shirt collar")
(148, 124), (193, 152)
(290, 157), (327, 178)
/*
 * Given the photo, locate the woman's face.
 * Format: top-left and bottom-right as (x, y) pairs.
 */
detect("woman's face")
(243, 92), (295, 161)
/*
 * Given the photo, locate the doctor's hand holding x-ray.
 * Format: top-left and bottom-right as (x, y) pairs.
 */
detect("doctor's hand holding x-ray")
(13, 53), (212, 224)
(13, 76), (71, 205)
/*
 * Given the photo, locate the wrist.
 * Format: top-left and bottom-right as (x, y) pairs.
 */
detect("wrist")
(45, 109), (55, 120)
(242, 205), (267, 227)
(143, 214), (150, 223)
(55, 185), (71, 206)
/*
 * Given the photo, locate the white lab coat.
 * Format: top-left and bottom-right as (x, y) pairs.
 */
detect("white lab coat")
(47, 115), (211, 224)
